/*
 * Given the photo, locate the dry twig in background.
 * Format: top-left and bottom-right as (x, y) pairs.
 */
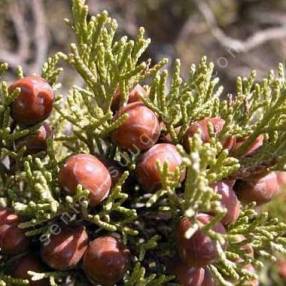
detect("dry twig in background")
(194, 0), (286, 53)
(0, 0), (48, 74)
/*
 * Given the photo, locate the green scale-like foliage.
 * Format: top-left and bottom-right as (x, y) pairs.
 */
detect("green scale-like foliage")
(1, 0), (286, 285)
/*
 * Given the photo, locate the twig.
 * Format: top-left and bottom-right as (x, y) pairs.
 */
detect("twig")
(0, 1), (30, 70)
(30, 0), (48, 74)
(249, 10), (286, 25)
(175, 15), (207, 46)
(0, 0), (48, 74)
(194, 0), (286, 53)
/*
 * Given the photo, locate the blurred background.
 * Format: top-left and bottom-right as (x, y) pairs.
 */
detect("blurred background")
(1, 0), (286, 92)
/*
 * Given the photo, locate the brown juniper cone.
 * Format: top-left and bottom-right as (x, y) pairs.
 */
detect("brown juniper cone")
(234, 171), (279, 205)
(135, 143), (185, 192)
(229, 157), (277, 181)
(172, 259), (205, 286)
(10, 76), (55, 126)
(83, 236), (130, 286)
(176, 214), (226, 268)
(0, 224), (29, 255)
(213, 181), (240, 225)
(277, 259), (286, 279)
(227, 134), (267, 181)
(12, 254), (49, 286)
(111, 84), (147, 112)
(41, 225), (88, 270)
(111, 102), (161, 151)
(15, 122), (53, 155)
(231, 135), (264, 157)
(59, 154), (112, 207)
(182, 117), (236, 151)
(0, 207), (19, 225)
(276, 171), (286, 190)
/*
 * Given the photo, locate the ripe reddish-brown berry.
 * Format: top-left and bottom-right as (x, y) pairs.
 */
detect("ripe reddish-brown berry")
(173, 260), (205, 286)
(0, 224), (29, 255)
(223, 135), (237, 151)
(111, 84), (147, 112)
(177, 214), (226, 267)
(12, 255), (49, 286)
(214, 181), (240, 225)
(136, 143), (185, 192)
(232, 135), (264, 157)
(0, 208), (19, 225)
(186, 117), (224, 142)
(277, 259), (286, 279)
(276, 171), (286, 190)
(112, 102), (160, 151)
(59, 154), (112, 207)
(183, 117), (235, 151)
(16, 123), (53, 154)
(41, 225), (88, 270)
(128, 84), (147, 103)
(83, 236), (130, 286)
(234, 172), (279, 205)
(10, 76), (54, 126)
